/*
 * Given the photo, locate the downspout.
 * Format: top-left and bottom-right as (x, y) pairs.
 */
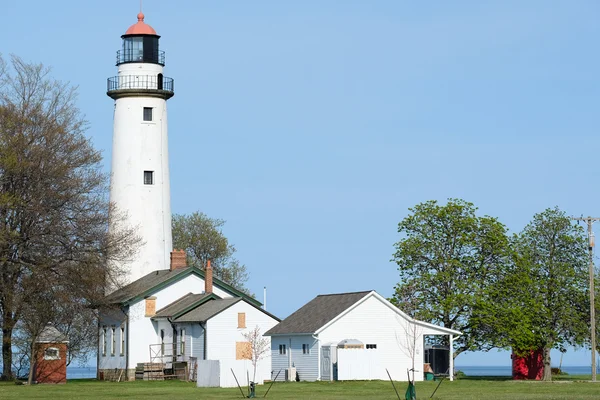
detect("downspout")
(312, 334), (321, 381)
(200, 322), (207, 360)
(96, 315), (100, 380)
(125, 308), (130, 381)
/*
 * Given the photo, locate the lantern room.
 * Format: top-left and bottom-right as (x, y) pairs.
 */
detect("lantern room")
(117, 13), (164, 66)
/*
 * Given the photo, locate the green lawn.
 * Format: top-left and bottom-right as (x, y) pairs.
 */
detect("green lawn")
(1, 377), (600, 400)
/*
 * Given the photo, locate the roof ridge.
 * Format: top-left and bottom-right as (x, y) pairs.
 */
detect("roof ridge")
(316, 290), (373, 297)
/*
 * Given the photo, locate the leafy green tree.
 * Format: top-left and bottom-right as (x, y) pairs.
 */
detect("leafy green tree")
(172, 212), (250, 293)
(473, 208), (589, 381)
(391, 199), (510, 357)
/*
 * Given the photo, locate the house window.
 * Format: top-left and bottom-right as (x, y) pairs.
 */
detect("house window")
(101, 326), (107, 356)
(160, 329), (165, 356)
(279, 344), (286, 355)
(143, 107), (153, 121)
(111, 327), (116, 356)
(366, 344), (377, 349)
(302, 344), (310, 354)
(180, 328), (186, 355)
(144, 171), (154, 185)
(238, 313), (246, 329)
(44, 347), (60, 360)
(120, 325), (125, 356)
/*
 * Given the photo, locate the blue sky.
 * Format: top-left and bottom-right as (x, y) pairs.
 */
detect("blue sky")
(2, 1), (598, 367)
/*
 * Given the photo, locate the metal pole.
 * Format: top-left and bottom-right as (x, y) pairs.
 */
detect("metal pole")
(572, 216), (599, 381)
(589, 218), (596, 382)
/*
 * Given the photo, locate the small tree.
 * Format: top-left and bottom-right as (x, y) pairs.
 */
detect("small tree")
(242, 326), (270, 384)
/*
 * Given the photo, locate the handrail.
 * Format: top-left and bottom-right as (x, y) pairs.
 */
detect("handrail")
(107, 75), (174, 93)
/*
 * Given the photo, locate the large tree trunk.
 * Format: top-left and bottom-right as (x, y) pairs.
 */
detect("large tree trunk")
(27, 342), (35, 385)
(1, 326), (14, 380)
(542, 347), (552, 381)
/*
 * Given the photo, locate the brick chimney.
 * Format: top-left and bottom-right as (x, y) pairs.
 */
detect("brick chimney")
(170, 249), (187, 271)
(205, 259), (213, 294)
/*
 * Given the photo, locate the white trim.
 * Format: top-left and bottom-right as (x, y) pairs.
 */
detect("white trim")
(449, 335), (454, 381)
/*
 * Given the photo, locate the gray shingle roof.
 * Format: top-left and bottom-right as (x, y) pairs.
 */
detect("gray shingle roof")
(104, 268), (188, 304)
(264, 291), (372, 336)
(153, 293), (215, 318)
(174, 298), (242, 323)
(102, 266), (262, 308)
(36, 323), (68, 343)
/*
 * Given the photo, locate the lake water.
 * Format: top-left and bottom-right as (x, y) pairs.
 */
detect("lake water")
(67, 365), (600, 379)
(455, 365), (599, 376)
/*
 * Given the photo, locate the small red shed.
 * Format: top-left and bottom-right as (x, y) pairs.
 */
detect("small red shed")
(511, 348), (544, 380)
(34, 323), (69, 384)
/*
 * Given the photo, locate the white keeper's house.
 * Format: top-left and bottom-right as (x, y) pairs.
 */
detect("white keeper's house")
(97, 12), (279, 381)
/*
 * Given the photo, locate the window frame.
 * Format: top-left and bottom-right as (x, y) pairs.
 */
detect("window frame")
(144, 170), (154, 185)
(160, 329), (165, 356)
(111, 327), (116, 356)
(180, 328), (186, 356)
(302, 343), (310, 354)
(44, 347), (60, 360)
(120, 325), (125, 356)
(101, 326), (107, 356)
(143, 107), (153, 121)
(279, 344), (286, 355)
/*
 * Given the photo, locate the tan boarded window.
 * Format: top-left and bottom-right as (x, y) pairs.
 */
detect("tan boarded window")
(145, 296), (157, 317)
(238, 312), (246, 328)
(236, 342), (252, 360)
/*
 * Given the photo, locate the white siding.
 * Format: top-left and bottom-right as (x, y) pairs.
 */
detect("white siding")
(124, 274), (235, 368)
(98, 311), (127, 370)
(270, 337), (289, 381)
(269, 335), (319, 381)
(318, 295), (425, 381)
(206, 301), (279, 383)
(191, 323), (205, 361)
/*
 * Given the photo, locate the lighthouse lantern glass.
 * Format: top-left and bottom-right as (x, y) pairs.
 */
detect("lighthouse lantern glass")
(121, 36), (159, 64)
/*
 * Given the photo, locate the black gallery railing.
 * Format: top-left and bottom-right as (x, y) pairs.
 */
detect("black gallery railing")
(107, 75), (174, 92)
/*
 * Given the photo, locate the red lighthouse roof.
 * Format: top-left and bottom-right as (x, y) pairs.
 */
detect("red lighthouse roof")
(125, 12), (157, 35)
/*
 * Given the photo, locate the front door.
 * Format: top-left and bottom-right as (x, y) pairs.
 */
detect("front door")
(321, 346), (331, 380)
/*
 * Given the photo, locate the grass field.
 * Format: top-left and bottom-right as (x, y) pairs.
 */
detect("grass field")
(1, 377), (600, 399)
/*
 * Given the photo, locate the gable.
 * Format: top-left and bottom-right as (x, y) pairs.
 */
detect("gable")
(103, 266), (261, 308)
(317, 291), (462, 336)
(264, 291), (371, 336)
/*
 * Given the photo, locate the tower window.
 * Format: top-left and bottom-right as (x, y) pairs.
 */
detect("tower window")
(143, 107), (153, 121)
(144, 171), (154, 185)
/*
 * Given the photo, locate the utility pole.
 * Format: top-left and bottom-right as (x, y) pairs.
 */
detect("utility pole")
(572, 216), (600, 381)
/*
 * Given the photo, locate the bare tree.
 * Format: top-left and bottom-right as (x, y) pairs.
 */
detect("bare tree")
(242, 326), (270, 384)
(0, 54), (139, 380)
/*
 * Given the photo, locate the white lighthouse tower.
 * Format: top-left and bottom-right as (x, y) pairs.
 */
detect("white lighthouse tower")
(107, 12), (174, 284)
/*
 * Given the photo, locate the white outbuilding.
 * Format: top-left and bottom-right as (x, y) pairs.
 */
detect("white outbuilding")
(265, 290), (461, 382)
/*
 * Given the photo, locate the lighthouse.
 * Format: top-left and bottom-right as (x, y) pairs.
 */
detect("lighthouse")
(107, 12), (174, 284)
